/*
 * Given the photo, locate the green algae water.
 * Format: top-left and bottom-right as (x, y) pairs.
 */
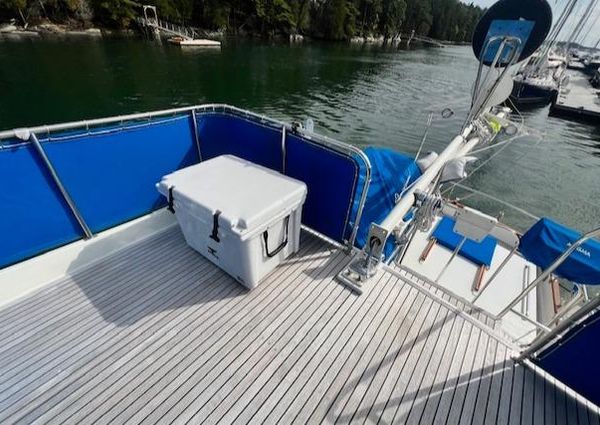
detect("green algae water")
(1, 36), (598, 232)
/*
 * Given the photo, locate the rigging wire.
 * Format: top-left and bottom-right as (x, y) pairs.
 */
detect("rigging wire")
(443, 97), (542, 197)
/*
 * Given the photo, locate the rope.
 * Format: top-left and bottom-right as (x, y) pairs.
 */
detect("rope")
(413, 192), (442, 232)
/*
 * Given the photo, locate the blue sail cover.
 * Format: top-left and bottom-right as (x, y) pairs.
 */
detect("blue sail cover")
(350, 147), (422, 258)
(519, 218), (600, 285)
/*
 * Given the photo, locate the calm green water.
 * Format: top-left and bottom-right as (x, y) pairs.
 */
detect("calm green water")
(1, 37), (599, 231)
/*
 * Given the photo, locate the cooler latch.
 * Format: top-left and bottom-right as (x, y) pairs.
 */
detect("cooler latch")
(210, 210), (221, 242)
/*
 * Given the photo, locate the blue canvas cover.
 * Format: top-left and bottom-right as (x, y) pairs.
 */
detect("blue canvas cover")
(432, 216), (497, 267)
(196, 113), (360, 243)
(0, 116), (199, 269)
(536, 308), (600, 406)
(519, 218), (600, 285)
(350, 147), (422, 258)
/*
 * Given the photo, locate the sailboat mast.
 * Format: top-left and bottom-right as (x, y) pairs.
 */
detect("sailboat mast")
(530, 0), (577, 73)
(566, 0), (597, 52)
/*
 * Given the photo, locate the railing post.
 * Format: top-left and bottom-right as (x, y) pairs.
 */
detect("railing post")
(280, 125), (287, 174)
(191, 110), (202, 162)
(498, 227), (600, 318)
(19, 130), (93, 239)
(518, 293), (600, 361)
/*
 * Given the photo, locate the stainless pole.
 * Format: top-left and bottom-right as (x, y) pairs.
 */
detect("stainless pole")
(518, 293), (600, 361)
(472, 246), (518, 303)
(434, 236), (466, 283)
(29, 132), (93, 239)
(281, 125), (286, 174)
(499, 227), (600, 318)
(191, 109), (202, 161)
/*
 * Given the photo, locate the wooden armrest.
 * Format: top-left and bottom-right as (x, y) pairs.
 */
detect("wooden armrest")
(419, 238), (436, 263)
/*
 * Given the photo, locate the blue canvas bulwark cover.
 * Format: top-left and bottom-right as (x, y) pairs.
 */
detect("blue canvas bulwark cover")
(519, 218), (600, 285)
(536, 308), (600, 406)
(350, 147), (422, 257)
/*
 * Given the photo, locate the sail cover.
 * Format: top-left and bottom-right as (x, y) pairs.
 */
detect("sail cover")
(519, 218), (600, 285)
(350, 147), (422, 257)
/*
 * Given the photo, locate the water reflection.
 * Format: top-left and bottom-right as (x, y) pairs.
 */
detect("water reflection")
(0, 38), (598, 230)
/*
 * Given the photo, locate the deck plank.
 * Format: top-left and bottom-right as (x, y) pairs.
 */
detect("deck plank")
(230, 273), (403, 425)
(493, 349), (514, 425)
(509, 361), (526, 424)
(0, 227), (596, 425)
(470, 337), (500, 425)
(408, 305), (468, 424)
(533, 369), (547, 425)
(343, 298), (445, 424)
(298, 287), (428, 424)
(555, 376), (568, 425)
(452, 331), (490, 424)
(434, 324), (481, 423)
(384, 301), (450, 423)
(228, 276), (399, 425)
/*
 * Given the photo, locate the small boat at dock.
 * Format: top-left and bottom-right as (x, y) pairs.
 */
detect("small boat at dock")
(167, 36), (221, 47)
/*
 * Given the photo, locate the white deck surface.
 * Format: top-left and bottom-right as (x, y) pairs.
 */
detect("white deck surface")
(398, 220), (539, 342)
(0, 227), (598, 424)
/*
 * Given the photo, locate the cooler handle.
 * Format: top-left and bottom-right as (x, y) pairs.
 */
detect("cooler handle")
(263, 216), (290, 258)
(167, 186), (175, 213)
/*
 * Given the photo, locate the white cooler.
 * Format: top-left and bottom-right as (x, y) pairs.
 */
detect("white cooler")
(157, 155), (307, 289)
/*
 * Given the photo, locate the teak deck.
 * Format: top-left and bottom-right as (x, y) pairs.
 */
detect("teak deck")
(0, 227), (598, 424)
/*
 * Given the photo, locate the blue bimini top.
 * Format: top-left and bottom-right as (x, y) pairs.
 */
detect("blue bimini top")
(432, 216), (498, 268)
(519, 218), (600, 285)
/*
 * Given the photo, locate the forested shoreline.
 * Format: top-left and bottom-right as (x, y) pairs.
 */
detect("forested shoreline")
(0, 0), (483, 43)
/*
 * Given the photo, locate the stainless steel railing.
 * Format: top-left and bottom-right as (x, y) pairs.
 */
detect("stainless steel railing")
(0, 104), (372, 250)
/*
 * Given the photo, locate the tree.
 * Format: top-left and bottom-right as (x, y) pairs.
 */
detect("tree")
(89, 0), (135, 28)
(1, 0), (29, 25)
(356, 0), (381, 37)
(0, 0), (482, 41)
(289, 0), (310, 34)
(254, 0), (293, 36)
(378, 0), (406, 41)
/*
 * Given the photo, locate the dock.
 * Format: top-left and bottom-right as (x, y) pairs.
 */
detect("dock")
(0, 226), (598, 424)
(550, 70), (600, 122)
(137, 5), (221, 48)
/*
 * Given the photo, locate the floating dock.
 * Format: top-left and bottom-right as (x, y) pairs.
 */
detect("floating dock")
(567, 60), (586, 71)
(550, 70), (600, 122)
(167, 37), (221, 47)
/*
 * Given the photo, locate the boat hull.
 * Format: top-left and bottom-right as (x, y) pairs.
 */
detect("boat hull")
(168, 37), (221, 47)
(509, 79), (556, 106)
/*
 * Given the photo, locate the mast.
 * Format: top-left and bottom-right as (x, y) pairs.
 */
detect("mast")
(528, 0), (578, 75)
(566, 0), (597, 52)
(344, 0), (554, 282)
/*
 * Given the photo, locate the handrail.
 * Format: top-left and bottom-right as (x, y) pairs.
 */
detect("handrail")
(498, 226), (600, 318)
(518, 292), (600, 360)
(0, 104), (372, 250)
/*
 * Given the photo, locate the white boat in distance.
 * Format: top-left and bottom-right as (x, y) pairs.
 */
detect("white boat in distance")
(168, 36), (221, 47)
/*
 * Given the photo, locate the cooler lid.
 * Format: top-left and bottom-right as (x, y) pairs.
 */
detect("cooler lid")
(157, 155), (307, 234)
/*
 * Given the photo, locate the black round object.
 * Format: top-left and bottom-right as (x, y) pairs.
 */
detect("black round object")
(472, 0), (552, 66)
